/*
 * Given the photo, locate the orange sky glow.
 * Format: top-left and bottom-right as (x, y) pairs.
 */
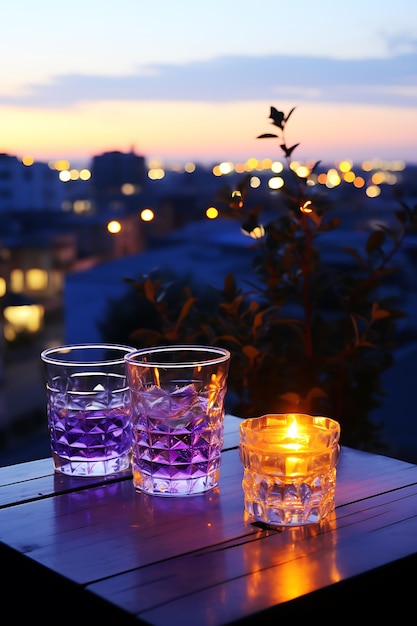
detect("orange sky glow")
(1, 100), (415, 169)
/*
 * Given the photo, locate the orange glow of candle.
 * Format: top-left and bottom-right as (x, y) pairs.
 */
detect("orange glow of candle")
(286, 415), (299, 439)
(284, 416), (304, 475)
(239, 413), (341, 526)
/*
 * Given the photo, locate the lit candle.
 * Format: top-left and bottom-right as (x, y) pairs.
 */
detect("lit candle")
(270, 414), (314, 476)
(239, 413), (341, 526)
(287, 415), (312, 475)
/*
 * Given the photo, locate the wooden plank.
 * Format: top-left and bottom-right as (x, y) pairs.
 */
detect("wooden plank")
(1, 427), (417, 624)
(0, 451), (248, 583)
(87, 483), (417, 624)
(0, 457), (53, 485)
(1, 447), (417, 584)
(0, 542), (143, 625)
(335, 447), (417, 506)
(0, 465), (132, 508)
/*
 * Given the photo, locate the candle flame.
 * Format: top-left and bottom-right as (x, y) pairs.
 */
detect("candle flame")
(287, 415), (298, 438)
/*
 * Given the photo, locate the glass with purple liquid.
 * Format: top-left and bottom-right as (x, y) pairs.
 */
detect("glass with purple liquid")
(41, 343), (135, 477)
(124, 345), (231, 496)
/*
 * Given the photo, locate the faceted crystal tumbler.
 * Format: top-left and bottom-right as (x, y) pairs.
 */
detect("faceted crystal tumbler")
(239, 413), (341, 527)
(124, 345), (230, 496)
(41, 343), (135, 477)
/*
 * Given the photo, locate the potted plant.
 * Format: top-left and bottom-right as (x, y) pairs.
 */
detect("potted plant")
(99, 106), (417, 452)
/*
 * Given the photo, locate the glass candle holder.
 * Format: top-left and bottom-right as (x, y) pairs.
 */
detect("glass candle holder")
(239, 413), (341, 527)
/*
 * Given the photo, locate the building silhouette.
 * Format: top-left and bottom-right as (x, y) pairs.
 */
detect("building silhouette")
(89, 149), (147, 212)
(0, 153), (63, 213)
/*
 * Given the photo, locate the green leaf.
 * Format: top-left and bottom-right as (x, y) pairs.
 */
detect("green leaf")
(372, 309), (391, 319)
(224, 273), (238, 295)
(350, 315), (359, 344)
(216, 334), (242, 346)
(279, 391), (301, 405)
(366, 230), (386, 253)
(281, 143), (299, 157)
(359, 340), (376, 348)
(130, 328), (163, 344)
(269, 106), (285, 129)
(144, 278), (156, 302)
(284, 107), (296, 122)
(395, 209), (408, 224)
(253, 310), (266, 329)
(242, 345), (260, 361)
(310, 160), (321, 173)
(257, 133), (278, 139)
(343, 246), (365, 265)
(307, 387), (328, 400)
(175, 297), (197, 327)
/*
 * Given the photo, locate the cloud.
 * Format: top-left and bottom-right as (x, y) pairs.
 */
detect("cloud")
(382, 31), (417, 55)
(1, 53), (416, 108)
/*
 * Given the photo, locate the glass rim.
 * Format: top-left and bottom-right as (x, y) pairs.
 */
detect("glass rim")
(124, 344), (231, 367)
(240, 412), (340, 433)
(40, 342), (136, 366)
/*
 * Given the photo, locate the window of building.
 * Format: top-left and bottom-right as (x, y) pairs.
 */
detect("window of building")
(10, 268), (24, 293)
(27, 268), (48, 291)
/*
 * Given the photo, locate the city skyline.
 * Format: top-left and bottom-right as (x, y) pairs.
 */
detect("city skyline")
(1, 1), (416, 167)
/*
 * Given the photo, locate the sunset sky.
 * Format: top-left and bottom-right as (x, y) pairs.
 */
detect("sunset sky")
(1, 0), (416, 168)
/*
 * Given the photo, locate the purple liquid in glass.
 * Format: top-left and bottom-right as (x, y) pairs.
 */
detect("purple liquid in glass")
(47, 384), (132, 477)
(131, 383), (226, 495)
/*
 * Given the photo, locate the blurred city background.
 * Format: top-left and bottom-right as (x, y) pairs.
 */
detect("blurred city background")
(1, 150), (416, 466)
